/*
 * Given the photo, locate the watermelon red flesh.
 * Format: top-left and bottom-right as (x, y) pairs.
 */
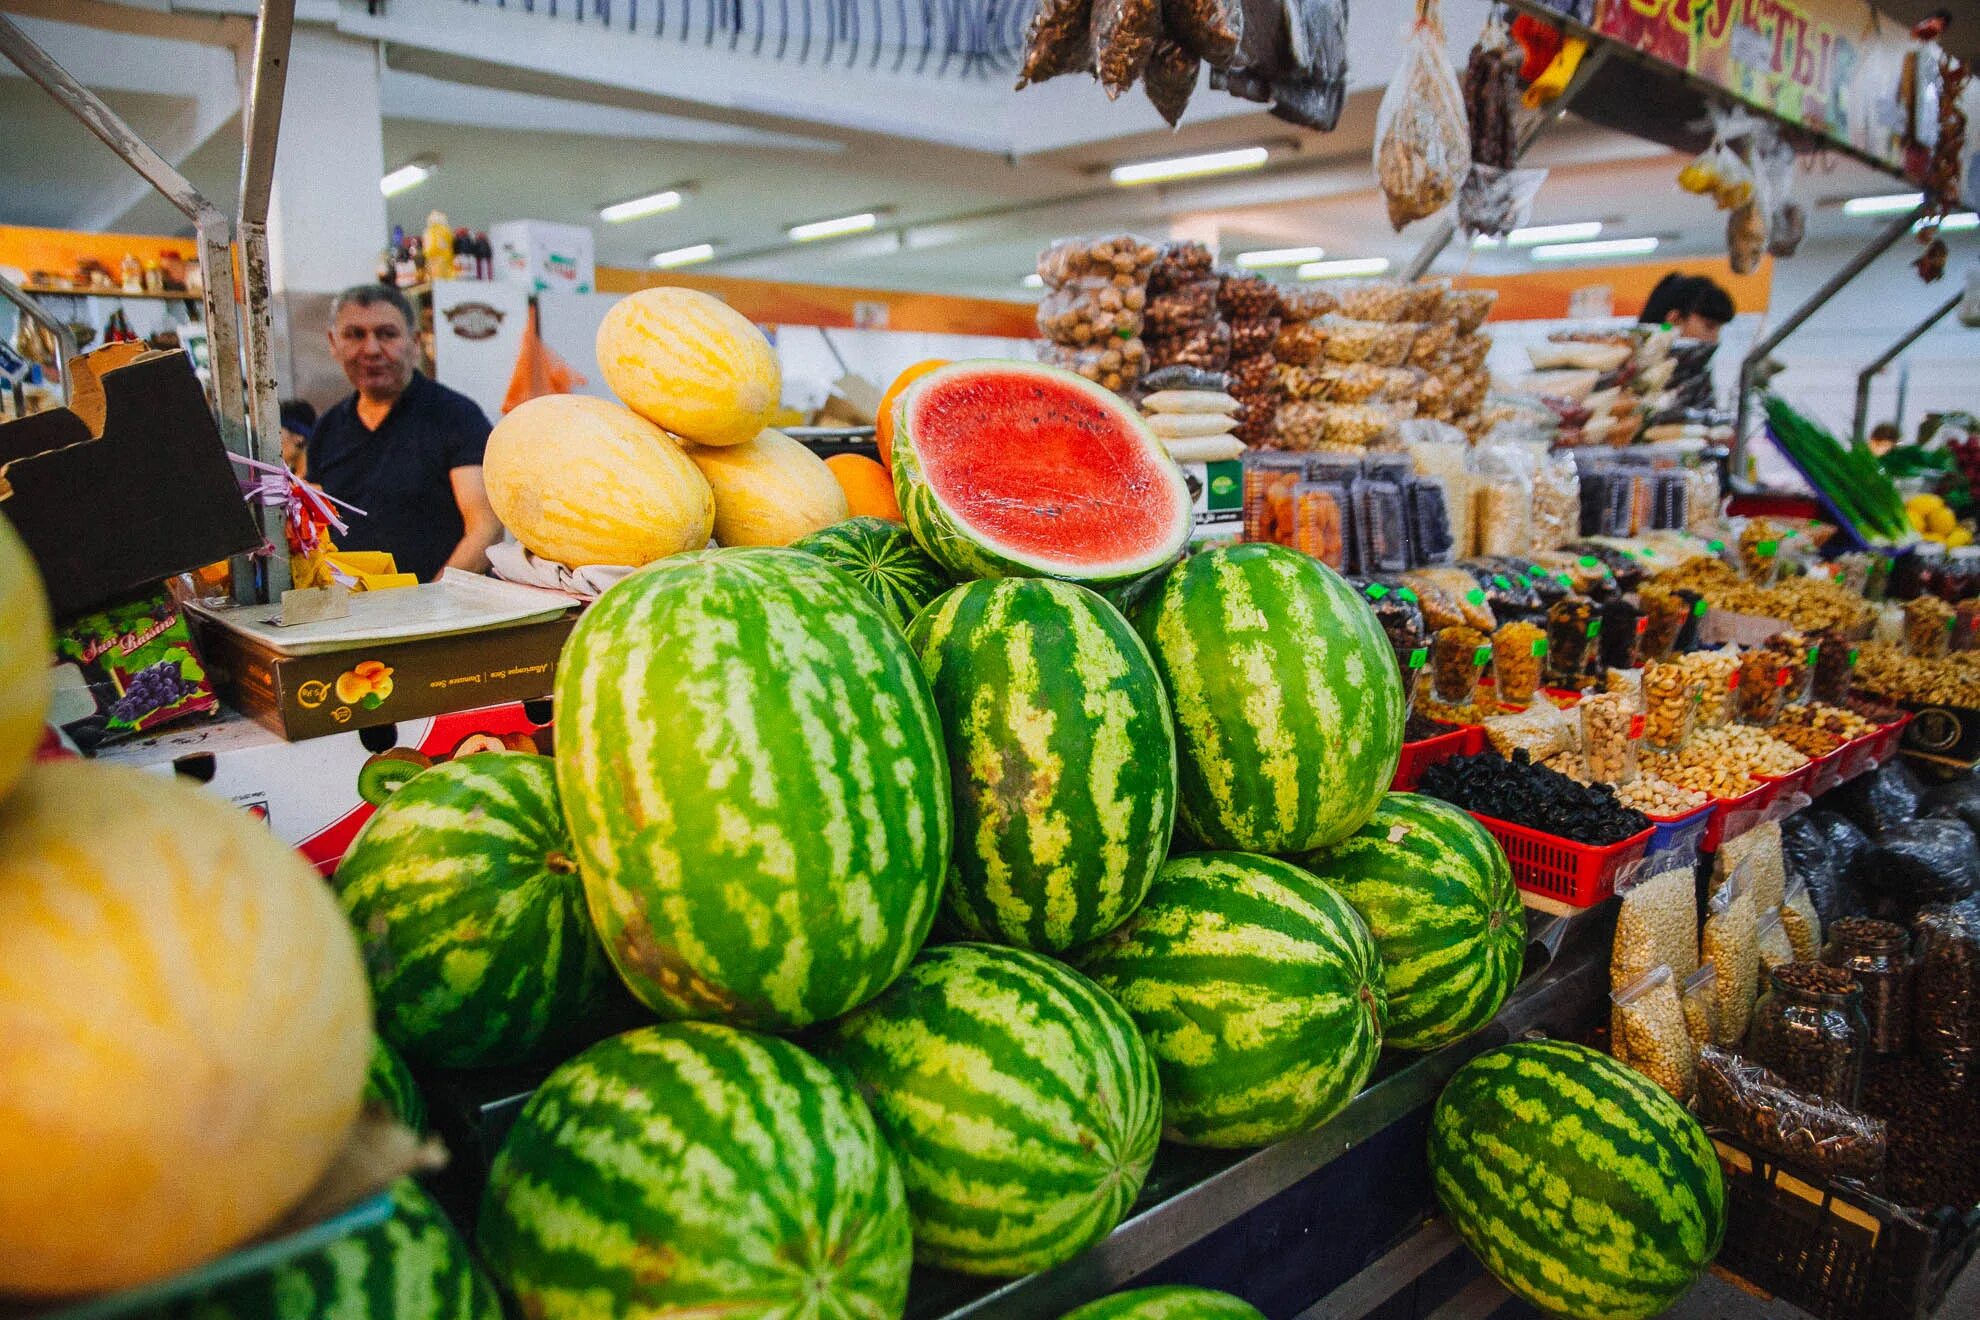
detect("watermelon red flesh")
(895, 361), (1189, 582)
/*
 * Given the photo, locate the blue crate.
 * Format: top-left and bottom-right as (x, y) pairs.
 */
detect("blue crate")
(1645, 802), (1712, 858)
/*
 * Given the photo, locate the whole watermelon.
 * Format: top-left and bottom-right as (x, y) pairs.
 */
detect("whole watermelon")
(907, 579), (1176, 952)
(139, 1180), (500, 1320)
(792, 516), (949, 630)
(821, 942), (1161, 1275)
(556, 548), (950, 1029)
(333, 753), (615, 1068)
(1062, 1287), (1266, 1320)
(1073, 852), (1386, 1148)
(363, 1036), (426, 1132)
(1128, 542), (1403, 853)
(479, 1023), (911, 1320)
(1429, 1040), (1726, 1320)
(1298, 794), (1525, 1051)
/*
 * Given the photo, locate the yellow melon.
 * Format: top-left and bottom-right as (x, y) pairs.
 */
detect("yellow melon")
(0, 512), (51, 805)
(0, 761), (372, 1296)
(690, 429), (852, 547)
(485, 394), (714, 567)
(595, 287), (781, 447)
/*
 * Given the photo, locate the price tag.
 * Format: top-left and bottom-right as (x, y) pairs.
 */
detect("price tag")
(1776, 667), (1793, 688)
(1531, 637), (1549, 657)
(1493, 575), (1512, 590)
(1708, 539), (1726, 553)
(1579, 555), (1600, 568)
(1635, 615), (1649, 635)
(1785, 528), (1801, 540)
(1408, 648), (1428, 669)
(1473, 646), (1492, 667)
(1728, 670), (1742, 690)
(1465, 589), (1487, 605)
(1556, 573), (1575, 588)
(1629, 714), (1646, 740)
(1848, 647), (1860, 667)
(1586, 619), (1602, 639)
(1397, 587), (1418, 602)
(1807, 645), (1820, 665)
(1758, 539), (1779, 556)
(1365, 583), (1389, 599)
(1641, 547), (1657, 557)
(1693, 599), (1709, 617)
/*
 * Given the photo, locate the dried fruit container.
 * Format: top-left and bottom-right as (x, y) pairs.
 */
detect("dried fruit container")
(1466, 811), (1653, 912)
(1391, 723), (1485, 792)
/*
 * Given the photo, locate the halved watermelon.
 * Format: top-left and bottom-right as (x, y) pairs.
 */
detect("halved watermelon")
(892, 360), (1191, 584)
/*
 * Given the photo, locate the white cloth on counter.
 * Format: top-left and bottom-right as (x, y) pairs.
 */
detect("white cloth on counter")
(487, 540), (638, 602)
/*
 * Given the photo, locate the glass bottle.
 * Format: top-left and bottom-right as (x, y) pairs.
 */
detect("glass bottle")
(1747, 964), (1869, 1106)
(1827, 917), (1913, 1055)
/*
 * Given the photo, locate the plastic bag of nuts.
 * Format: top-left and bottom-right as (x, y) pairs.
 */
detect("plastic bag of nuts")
(1612, 965), (1696, 1101)
(1037, 338), (1149, 393)
(1038, 234), (1158, 288)
(1694, 1046), (1887, 1187)
(1430, 625), (1491, 704)
(1904, 596), (1956, 659)
(1144, 277), (1221, 337)
(1407, 319), (1457, 368)
(1146, 240), (1215, 292)
(1229, 316), (1281, 360)
(1613, 856), (1700, 990)
(1682, 965), (1719, 1046)
(1273, 321), (1329, 366)
(1333, 280), (1415, 322)
(1320, 316), (1420, 367)
(1781, 878), (1822, 962)
(1217, 271), (1282, 320)
(1704, 872), (1760, 1047)
(1580, 691), (1637, 784)
(1036, 278), (1146, 344)
(1439, 287), (1498, 333)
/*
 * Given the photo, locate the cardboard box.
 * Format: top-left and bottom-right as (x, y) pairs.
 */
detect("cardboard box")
(1182, 459), (1244, 543)
(190, 611), (575, 742)
(489, 220), (595, 295)
(0, 344), (261, 618)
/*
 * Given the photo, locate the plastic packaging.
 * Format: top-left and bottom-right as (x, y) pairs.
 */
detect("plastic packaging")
(1037, 338), (1149, 393)
(1291, 480), (1352, 569)
(1780, 878), (1822, 963)
(1703, 874), (1760, 1047)
(1407, 566), (1494, 631)
(1491, 620), (1546, 707)
(1406, 479), (1455, 565)
(1090, 0), (1163, 98)
(1640, 660), (1696, 753)
(1147, 320), (1233, 372)
(1612, 965), (1695, 1100)
(1718, 819), (1787, 913)
(1320, 315), (1418, 366)
(1827, 916), (1913, 1055)
(1037, 234), (1158, 288)
(1613, 857), (1701, 990)
(1430, 625), (1490, 705)
(1439, 288), (1497, 334)
(1747, 961), (1867, 1105)
(1359, 579), (1429, 680)
(1353, 477), (1413, 574)
(1693, 1046), (1887, 1186)
(1372, 0), (1471, 230)
(1756, 909), (1794, 974)
(1016, 0), (1096, 87)
(1544, 594), (1599, 690)
(1165, 0), (1243, 68)
(1036, 277), (1146, 343)
(1911, 905), (1979, 1085)
(1581, 692), (1637, 785)
(1146, 240), (1216, 293)
(1142, 36), (1201, 126)
(1854, 818), (1980, 906)
(1459, 163), (1549, 239)
(1681, 964), (1719, 1046)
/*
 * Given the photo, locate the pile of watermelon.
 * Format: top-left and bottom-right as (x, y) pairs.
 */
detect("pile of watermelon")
(265, 358), (1711, 1319)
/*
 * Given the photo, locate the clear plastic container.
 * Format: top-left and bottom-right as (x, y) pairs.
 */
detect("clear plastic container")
(1429, 625), (1491, 705)
(1746, 962), (1868, 1107)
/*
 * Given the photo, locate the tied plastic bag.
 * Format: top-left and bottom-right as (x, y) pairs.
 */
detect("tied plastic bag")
(1165, 0), (1243, 68)
(1459, 165), (1550, 240)
(1017, 0), (1095, 87)
(1780, 810), (1871, 924)
(1144, 35), (1201, 126)
(1854, 818), (1980, 906)
(1090, 0), (1162, 98)
(1832, 759), (1924, 838)
(1373, 0), (1471, 230)
(1269, 0), (1349, 132)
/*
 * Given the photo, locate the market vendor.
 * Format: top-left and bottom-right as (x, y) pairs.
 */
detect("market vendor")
(309, 284), (504, 580)
(1638, 274), (1735, 343)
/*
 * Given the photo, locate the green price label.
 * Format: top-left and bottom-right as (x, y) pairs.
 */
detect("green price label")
(1557, 573), (1574, 588)
(1693, 599), (1709, 617)
(1397, 587), (1418, 602)
(1586, 620), (1602, 639)
(1641, 547), (1657, 557)
(1493, 575), (1512, 590)
(1785, 528), (1801, 540)
(1408, 647), (1428, 669)
(1758, 539), (1779, 556)
(1531, 638), (1549, 658)
(1807, 645), (1819, 665)
(1708, 539), (1726, 553)
(1848, 648), (1860, 666)
(1473, 646), (1492, 667)
(1579, 555), (1600, 568)
(1365, 583), (1389, 599)
(1465, 589), (1486, 605)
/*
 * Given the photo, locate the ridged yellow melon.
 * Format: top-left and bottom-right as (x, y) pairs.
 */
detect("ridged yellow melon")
(0, 761), (372, 1296)
(485, 393), (714, 567)
(596, 287), (781, 447)
(0, 512), (51, 805)
(690, 428), (851, 547)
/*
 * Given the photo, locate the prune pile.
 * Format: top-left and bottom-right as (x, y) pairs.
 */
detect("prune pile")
(1419, 749), (1651, 845)
(107, 659), (200, 725)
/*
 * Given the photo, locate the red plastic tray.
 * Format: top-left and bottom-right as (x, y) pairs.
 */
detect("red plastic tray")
(1754, 762), (1813, 807)
(1392, 723), (1484, 792)
(1702, 780), (1771, 852)
(1468, 810), (1653, 910)
(1864, 712), (1912, 768)
(1803, 744), (1846, 798)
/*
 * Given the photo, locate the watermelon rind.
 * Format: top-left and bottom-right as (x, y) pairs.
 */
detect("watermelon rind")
(478, 1022), (912, 1320)
(1298, 793), (1525, 1051)
(140, 1179), (500, 1320)
(907, 578), (1176, 952)
(1060, 1286), (1267, 1320)
(821, 942), (1162, 1276)
(556, 547), (950, 1029)
(892, 359), (1191, 585)
(791, 516), (950, 630)
(1428, 1040), (1726, 1320)
(362, 1036), (427, 1132)
(333, 753), (616, 1069)
(1128, 542), (1403, 854)
(1073, 851), (1386, 1148)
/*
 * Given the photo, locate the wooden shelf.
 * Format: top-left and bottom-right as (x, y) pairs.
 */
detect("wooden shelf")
(19, 284), (200, 302)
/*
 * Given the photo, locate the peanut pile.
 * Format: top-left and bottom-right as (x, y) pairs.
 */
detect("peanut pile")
(1640, 724), (1808, 798)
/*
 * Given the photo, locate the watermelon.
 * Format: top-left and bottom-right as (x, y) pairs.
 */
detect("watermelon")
(140, 1179), (500, 1320)
(1072, 852), (1385, 1148)
(1428, 1040), (1726, 1320)
(478, 1022), (911, 1320)
(792, 516), (949, 630)
(1297, 793), (1525, 1051)
(907, 579), (1176, 952)
(363, 1036), (426, 1132)
(556, 548), (950, 1029)
(821, 942), (1161, 1276)
(1128, 542), (1404, 853)
(891, 360), (1191, 585)
(333, 753), (615, 1069)
(1061, 1287), (1267, 1320)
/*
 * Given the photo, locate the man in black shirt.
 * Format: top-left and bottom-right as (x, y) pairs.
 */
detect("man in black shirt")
(308, 285), (504, 581)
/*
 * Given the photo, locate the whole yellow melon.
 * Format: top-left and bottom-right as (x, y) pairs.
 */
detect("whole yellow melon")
(595, 286), (781, 447)
(485, 393), (714, 567)
(691, 429), (851, 547)
(0, 761), (372, 1296)
(0, 512), (51, 805)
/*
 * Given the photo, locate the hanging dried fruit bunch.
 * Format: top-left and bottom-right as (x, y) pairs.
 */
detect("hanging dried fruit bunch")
(1915, 35), (1970, 283)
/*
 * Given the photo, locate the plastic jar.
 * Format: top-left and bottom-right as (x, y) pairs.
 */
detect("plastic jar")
(1746, 962), (1868, 1107)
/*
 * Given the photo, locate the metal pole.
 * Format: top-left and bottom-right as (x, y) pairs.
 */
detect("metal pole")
(1853, 290), (1961, 443)
(1398, 45), (1614, 283)
(236, 0), (296, 598)
(0, 272), (79, 403)
(1732, 202), (1929, 475)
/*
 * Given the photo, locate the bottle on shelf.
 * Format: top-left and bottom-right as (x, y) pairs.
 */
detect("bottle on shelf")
(408, 236), (426, 286)
(453, 228), (475, 280)
(376, 247), (394, 287)
(119, 253), (142, 292)
(474, 231), (493, 280)
(423, 211), (454, 287)
(392, 225), (417, 288)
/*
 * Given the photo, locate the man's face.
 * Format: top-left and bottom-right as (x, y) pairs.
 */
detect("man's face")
(329, 301), (418, 398)
(1675, 311), (1723, 344)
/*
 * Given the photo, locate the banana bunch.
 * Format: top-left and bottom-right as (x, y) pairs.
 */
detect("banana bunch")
(1907, 492), (1973, 546)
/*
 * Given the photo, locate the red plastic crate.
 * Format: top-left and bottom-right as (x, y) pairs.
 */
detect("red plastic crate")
(1392, 723), (1484, 791)
(1865, 712), (1912, 768)
(1754, 762), (1813, 807)
(1803, 744), (1846, 797)
(1467, 810), (1653, 910)
(1702, 780), (1771, 852)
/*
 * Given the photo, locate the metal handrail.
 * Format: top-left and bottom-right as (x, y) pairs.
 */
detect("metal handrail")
(0, 271), (79, 405)
(1853, 290), (1965, 444)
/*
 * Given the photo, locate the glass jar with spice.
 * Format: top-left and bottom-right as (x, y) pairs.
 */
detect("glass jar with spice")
(1746, 962), (1868, 1107)
(1827, 917), (1913, 1055)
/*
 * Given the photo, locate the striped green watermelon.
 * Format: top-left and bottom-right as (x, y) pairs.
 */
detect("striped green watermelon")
(907, 579), (1175, 952)
(139, 1179), (500, 1320)
(333, 753), (614, 1069)
(1128, 543), (1403, 854)
(892, 360), (1191, 585)
(1072, 852), (1386, 1148)
(363, 1035), (426, 1132)
(792, 516), (949, 630)
(1429, 1040), (1726, 1320)
(821, 942), (1161, 1276)
(1061, 1287), (1266, 1320)
(1298, 794), (1525, 1051)
(556, 548), (950, 1029)
(479, 1023), (911, 1320)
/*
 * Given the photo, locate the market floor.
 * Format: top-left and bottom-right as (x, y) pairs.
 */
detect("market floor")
(1656, 1256), (1980, 1318)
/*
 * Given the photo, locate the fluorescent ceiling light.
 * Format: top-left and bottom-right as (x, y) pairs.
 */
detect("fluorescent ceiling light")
(789, 211), (880, 242)
(1236, 245), (1324, 268)
(1110, 146), (1269, 187)
(1020, 273), (1045, 288)
(601, 189), (684, 224)
(1843, 191), (1925, 216)
(380, 160), (436, 197)
(651, 243), (716, 269)
(1530, 236), (1660, 262)
(1922, 212), (1979, 232)
(1296, 257), (1391, 280)
(1473, 222), (1606, 249)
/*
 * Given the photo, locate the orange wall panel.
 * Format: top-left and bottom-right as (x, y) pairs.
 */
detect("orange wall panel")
(595, 266), (1040, 338)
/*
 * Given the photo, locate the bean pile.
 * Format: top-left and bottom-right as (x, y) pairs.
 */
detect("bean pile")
(1418, 750), (1651, 845)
